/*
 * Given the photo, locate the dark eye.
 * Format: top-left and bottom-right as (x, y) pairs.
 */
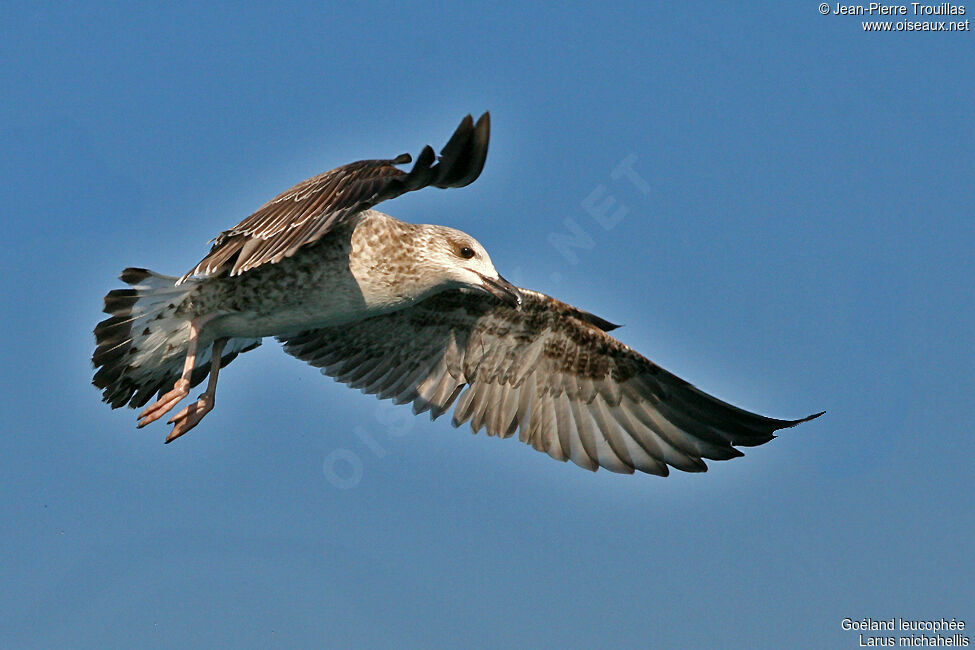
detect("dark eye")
(459, 246), (475, 259)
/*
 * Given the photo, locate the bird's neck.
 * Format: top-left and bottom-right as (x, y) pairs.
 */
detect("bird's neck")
(347, 212), (449, 313)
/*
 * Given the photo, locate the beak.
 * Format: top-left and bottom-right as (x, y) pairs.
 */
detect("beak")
(476, 273), (522, 308)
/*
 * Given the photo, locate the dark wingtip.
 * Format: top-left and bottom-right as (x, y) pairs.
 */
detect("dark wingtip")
(574, 310), (620, 332)
(465, 111), (491, 185)
(432, 111), (490, 189)
(391, 153), (412, 165)
(784, 410), (826, 428)
(416, 145), (436, 169)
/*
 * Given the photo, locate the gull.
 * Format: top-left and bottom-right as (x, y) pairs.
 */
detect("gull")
(92, 113), (822, 475)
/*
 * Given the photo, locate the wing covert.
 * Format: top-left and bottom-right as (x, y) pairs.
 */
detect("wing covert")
(279, 289), (822, 476)
(179, 112), (490, 283)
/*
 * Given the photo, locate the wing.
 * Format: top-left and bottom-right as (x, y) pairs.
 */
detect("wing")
(179, 112), (490, 283)
(279, 290), (823, 476)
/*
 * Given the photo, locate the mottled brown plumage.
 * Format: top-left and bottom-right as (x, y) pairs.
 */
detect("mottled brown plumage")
(181, 113), (490, 282)
(281, 290), (822, 475)
(93, 111), (821, 471)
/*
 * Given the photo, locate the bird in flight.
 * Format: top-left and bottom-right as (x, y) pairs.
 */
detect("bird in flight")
(92, 113), (822, 476)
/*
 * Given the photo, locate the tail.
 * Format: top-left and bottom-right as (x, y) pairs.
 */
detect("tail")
(92, 268), (261, 409)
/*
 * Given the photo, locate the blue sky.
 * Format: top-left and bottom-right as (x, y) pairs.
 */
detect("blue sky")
(2, 2), (972, 647)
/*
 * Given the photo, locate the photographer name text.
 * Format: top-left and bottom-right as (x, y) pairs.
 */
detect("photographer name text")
(828, 2), (965, 14)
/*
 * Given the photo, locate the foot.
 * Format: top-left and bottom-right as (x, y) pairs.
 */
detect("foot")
(164, 394), (214, 443)
(137, 379), (191, 428)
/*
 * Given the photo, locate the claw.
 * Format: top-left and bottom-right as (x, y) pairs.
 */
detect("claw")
(137, 378), (190, 428)
(134, 328), (225, 443)
(165, 394), (214, 443)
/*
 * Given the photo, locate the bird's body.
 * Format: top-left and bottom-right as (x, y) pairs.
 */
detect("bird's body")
(93, 113), (822, 475)
(176, 211), (477, 340)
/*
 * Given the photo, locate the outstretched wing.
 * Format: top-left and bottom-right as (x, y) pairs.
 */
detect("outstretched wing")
(279, 290), (822, 476)
(180, 112), (490, 283)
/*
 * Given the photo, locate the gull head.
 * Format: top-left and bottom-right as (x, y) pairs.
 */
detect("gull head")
(419, 225), (522, 308)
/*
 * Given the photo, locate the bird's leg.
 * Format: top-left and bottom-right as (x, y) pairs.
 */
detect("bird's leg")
(137, 318), (206, 428)
(164, 337), (227, 443)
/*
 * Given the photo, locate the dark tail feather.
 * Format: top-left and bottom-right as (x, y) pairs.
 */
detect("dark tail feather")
(92, 268), (261, 408)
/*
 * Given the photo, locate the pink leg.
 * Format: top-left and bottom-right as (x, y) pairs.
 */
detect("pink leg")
(164, 337), (227, 443)
(137, 319), (206, 428)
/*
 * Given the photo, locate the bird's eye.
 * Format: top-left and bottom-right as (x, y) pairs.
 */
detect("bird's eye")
(459, 246), (475, 259)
